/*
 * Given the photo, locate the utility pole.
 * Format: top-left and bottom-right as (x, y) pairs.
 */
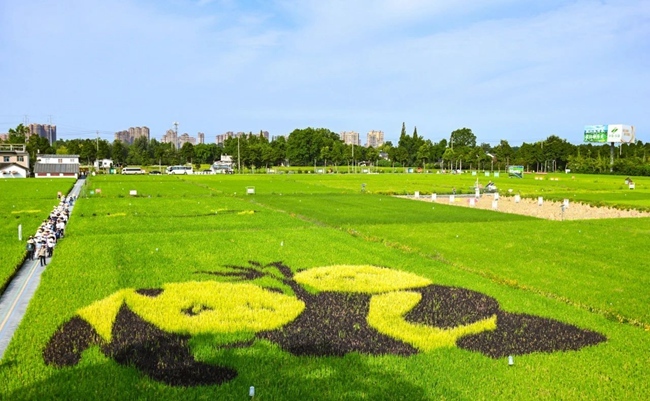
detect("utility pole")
(352, 140), (355, 174)
(173, 122), (179, 151)
(96, 131), (99, 170)
(237, 134), (241, 173)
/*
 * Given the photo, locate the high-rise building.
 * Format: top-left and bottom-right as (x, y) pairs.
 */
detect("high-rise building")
(115, 126), (150, 144)
(162, 129), (178, 148)
(178, 133), (196, 147)
(216, 131), (234, 146)
(198, 132), (205, 144)
(366, 130), (384, 148)
(216, 131), (249, 145)
(29, 124), (57, 145)
(340, 131), (360, 146)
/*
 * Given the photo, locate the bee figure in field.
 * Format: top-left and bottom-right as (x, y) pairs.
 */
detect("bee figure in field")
(44, 262), (606, 387)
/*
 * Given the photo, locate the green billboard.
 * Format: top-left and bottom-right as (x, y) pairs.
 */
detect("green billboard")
(508, 165), (523, 178)
(584, 125), (608, 143)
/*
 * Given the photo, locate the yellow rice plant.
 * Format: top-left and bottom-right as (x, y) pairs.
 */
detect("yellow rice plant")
(367, 291), (497, 351)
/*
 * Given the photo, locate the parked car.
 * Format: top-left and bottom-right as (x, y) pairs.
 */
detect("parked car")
(149, 170), (162, 175)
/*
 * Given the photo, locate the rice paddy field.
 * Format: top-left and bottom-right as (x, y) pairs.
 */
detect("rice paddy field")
(0, 179), (75, 292)
(1, 172), (649, 400)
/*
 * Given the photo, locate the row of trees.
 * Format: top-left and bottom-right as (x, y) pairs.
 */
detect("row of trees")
(3, 123), (650, 175)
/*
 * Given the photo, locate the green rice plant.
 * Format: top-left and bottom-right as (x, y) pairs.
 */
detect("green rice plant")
(2, 173), (650, 399)
(0, 179), (75, 292)
(243, 191), (650, 328)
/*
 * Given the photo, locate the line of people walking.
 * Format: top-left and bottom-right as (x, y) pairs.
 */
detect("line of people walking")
(25, 195), (75, 267)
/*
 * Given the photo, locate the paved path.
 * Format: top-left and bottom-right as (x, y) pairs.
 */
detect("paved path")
(0, 178), (85, 360)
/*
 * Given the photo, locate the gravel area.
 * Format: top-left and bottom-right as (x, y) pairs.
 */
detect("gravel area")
(399, 194), (650, 221)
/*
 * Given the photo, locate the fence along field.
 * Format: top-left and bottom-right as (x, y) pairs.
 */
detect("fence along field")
(1, 174), (649, 400)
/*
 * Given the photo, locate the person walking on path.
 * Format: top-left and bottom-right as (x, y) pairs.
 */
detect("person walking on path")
(0, 177), (86, 362)
(37, 242), (48, 266)
(46, 235), (56, 257)
(26, 237), (36, 260)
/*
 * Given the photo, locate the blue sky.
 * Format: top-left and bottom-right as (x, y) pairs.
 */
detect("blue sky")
(1, 0), (648, 146)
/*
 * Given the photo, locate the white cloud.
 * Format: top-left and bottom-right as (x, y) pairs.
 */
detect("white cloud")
(0, 0), (648, 143)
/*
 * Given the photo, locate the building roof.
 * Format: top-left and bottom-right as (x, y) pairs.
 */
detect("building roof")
(0, 163), (29, 172)
(38, 154), (80, 158)
(34, 163), (80, 174)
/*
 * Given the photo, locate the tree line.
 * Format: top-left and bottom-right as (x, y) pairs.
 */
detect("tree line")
(3, 123), (650, 175)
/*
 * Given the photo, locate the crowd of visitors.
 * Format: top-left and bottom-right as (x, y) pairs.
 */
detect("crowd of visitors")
(25, 195), (75, 267)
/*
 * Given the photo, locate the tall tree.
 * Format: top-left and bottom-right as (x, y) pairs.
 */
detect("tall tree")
(493, 140), (514, 170)
(180, 142), (195, 164)
(194, 143), (216, 165)
(432, 139), (447, 168)
(442, 147), (455, 169)
(417, 141), (432, 169)
(111, 140), (128, 166)
(450, 128), (477, 149)
(286, 127), (338, 166)
(8, 123), (29, 143)
(397, 123), (412, 166)
(540, 135), (574, 172)
(78, 139), (98, 164)
(97, 139), (111, 160)
(366, 147), (379, 166)
(409, 126), (425, 166)
(26, 134), (55, 170)
(270, 136), (287, 166)
(448, 128), (477, 169)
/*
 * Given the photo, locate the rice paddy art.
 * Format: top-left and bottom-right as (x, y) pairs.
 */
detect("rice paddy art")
(44, 262), (605, 387)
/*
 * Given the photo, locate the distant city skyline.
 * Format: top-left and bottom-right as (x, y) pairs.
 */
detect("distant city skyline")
(115, 126), (150, 145)
(1, 119), (642, 149)
(1, 1), (647, 146)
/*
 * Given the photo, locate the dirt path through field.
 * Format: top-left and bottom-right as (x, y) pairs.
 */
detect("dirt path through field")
(398, 194), (650, 221)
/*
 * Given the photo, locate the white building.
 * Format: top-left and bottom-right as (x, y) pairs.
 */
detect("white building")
(94, 159), (114, 169)
(211, 154), (234, 174)
(0, 144), (30, 178)
(34, 154), (80, 178)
